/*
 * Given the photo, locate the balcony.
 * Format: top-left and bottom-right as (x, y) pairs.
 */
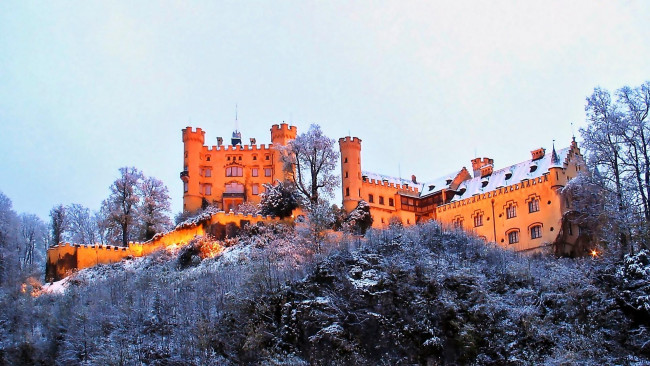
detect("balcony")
(180, 170), (189, 182)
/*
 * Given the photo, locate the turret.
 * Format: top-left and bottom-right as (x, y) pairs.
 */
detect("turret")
(181, 127), (206, 212)
(270, 123), (297, 146)
(549, 142), (564, 189)
(339, 136), (362, 212)
(471, 157), (494, 178)
(270, 123), (298, 181)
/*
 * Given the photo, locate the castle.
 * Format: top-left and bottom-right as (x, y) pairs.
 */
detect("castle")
(181, 123), (587, 255)
(181, 123), (296, 212)
(339, 136), (587, 255)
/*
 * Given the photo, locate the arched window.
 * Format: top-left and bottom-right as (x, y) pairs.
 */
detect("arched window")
(529, 223), (542, 239)
(453, 216), (463, 229)
(507, 229), (519, 244)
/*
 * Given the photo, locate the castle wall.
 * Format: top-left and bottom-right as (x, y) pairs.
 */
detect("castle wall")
(46, 212), (283, 282)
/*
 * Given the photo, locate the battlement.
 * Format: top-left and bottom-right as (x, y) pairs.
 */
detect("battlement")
(471, 157), (494, 177)
(339, 136), (362, 144)
(182, 126), (206, 143)
(436, 174), (550, 213)
(203, 143), (273, 152)
(362, 178), (419, 194)
(270, 122), (297, 134)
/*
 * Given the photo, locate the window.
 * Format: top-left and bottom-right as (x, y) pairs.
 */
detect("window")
(379, 196), (384, 205)
(531, 225), (541, 239)
(252, 184), (259, 195)
(252, 168), (259, 177)
(508, 230), (519, 244)
(389, 198), (394, 207)
(226, 166), (243, 177)
(345, 171), (348, 178)
(206, 155), (211, 161)
(473, 213), (482, 227)
(184, 182), (188, 193)
(346, 187), (350, 196)
(238, 156), (242, 160)
(225, 182), (244, 193)
(265, 155), (270, 160)
(205, 168), (212, 177)
(204, 184), (212, 195)
(506, 203), (517, 219)
(253, 155), (257, 161)
(528, 197), (539, 213)
(344, 157), (348, 163)
(369, 194), (374, 203)
(264, 168), (272, 177)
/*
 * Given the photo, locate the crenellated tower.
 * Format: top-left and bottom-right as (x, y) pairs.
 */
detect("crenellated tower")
(339, 136), (362, 212)
(181, 127), (205, 211)
(270, 123), (298, 181)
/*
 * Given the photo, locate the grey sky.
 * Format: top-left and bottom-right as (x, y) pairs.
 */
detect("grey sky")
(1, 1), (649, 220)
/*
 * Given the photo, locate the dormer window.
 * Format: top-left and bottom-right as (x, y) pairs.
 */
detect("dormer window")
(481, 178), (489, 188)
(429, 185), (435, 191)
(505, 172), (513, 180)
(530, 163), (538, 173)
(446, 178), (452, 185)
(458, 187), (467, 195)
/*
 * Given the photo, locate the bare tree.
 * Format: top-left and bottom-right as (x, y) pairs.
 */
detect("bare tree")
(580, 82), (650, 253)
(100, 167), (143, 246)
(280, 124), (339, 208)
(67, 203), (98, 244)
(49, 204), (67, 245)
(18, 213), (47, 270)
(137, 176), (172, 241)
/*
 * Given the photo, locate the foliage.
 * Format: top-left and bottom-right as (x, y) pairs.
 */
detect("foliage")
(5, 220), (650, 365)
(280, 124), (339, 207)
(345, 200), (373, 235)
(259, 180), (300, 218)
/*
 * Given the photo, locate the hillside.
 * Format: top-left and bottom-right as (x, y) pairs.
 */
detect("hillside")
(3, 222), (650, 365)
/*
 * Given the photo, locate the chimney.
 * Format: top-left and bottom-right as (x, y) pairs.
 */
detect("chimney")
(531, 148), (545, 160)
(411, 175), (417, 184)
(250, 138), (256, 145)
(471, 157), (494, 177)
(217, 137), (223, 146)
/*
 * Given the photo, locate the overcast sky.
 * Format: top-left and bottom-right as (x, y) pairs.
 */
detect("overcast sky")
(1, 1), (649, 220)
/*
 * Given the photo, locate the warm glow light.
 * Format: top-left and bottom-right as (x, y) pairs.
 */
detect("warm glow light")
(590, 249), (598, 258)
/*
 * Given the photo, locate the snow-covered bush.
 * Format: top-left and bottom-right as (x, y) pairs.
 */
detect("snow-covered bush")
(259, 180), (300, 218)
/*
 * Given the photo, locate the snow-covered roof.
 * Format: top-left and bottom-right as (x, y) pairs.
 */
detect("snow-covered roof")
(418, 170), (465, 198)
(451, 147), (571, 202)
(361, 171), (413, 186)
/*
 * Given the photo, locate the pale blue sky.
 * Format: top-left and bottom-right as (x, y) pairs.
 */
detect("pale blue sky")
(1, 1), (649, 220)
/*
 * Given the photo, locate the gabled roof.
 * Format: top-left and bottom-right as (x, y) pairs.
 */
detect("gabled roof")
(450, 146), (571, 202)
(418, 169), (466, 198)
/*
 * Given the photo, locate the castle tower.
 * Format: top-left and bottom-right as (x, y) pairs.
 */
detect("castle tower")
(181, 127), (205, 212)
(270, 122), (297, 146)
(270, 123), (298, 181)
(339, 136), (362, 212)
(549, 142), (565, 189)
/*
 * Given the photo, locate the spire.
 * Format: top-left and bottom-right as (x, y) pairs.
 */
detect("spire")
(551, 139), (561, 167)
(231, 104), (242, 146)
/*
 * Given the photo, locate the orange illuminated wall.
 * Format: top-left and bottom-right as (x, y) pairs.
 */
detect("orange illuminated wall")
(45, 211), (284, 282)
(181, 123), (297, 213)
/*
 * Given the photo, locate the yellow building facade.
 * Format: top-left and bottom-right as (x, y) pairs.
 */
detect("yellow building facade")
(181, 123), (297, 212)
(340, 136), (587, 255)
